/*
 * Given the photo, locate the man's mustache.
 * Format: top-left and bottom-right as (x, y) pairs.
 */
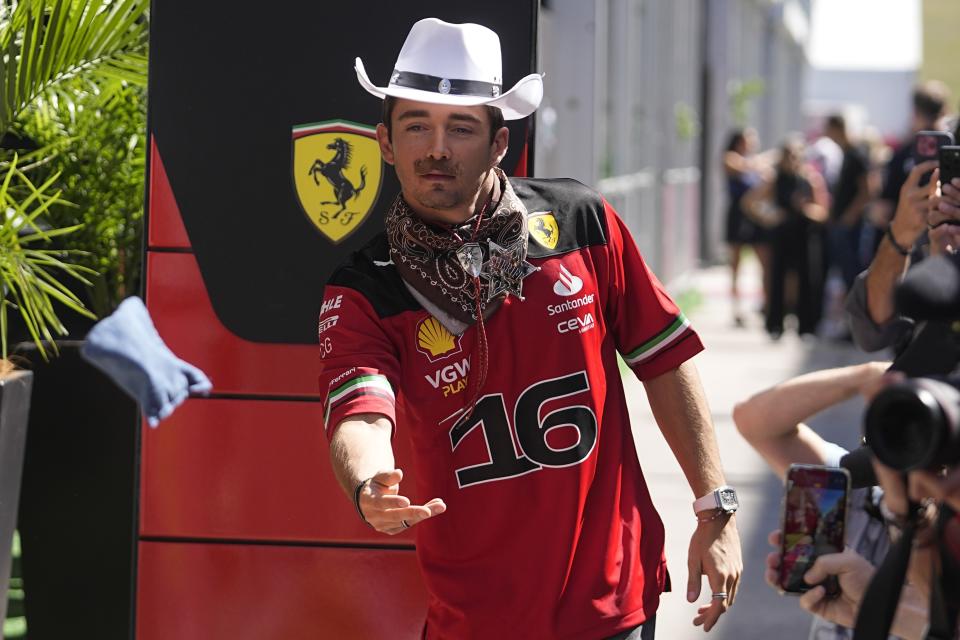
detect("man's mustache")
(415, 159), (459, 176)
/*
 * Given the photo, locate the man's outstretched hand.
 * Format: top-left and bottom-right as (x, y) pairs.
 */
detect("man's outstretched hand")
(687, 514), (742, 632)
(358, 468), (446, 535)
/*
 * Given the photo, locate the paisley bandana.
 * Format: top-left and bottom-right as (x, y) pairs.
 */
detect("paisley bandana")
(385, 168), (530, 325)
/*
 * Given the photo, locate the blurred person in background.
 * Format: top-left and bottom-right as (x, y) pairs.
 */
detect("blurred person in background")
(859, 126), (894, 263)
(875, 81), (951, 228)
(743, 137), (828, 340)
(824, 115), (871, 295)
(806, 129), (844, 194)
(846, 160), (960, 354)
(723, 127), (772, 327)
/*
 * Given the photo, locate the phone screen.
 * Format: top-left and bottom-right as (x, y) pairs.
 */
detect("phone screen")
(778, 465), (849, 593)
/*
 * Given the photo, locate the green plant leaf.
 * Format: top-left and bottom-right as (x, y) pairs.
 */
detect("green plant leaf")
(0, 0), (149, 133)
(0, 158), (94, 359)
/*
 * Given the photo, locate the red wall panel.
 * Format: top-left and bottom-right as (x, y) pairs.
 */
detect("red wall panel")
(145, 252), (320, 397)
(136, 542), (427, 640)
(146, 141), (191, 249)
(140, 399), (421, 543)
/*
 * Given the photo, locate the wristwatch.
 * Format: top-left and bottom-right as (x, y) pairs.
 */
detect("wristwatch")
(692, 486), (739, 515)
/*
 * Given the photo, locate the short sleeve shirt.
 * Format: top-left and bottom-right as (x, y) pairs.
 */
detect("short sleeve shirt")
(318, 178), (704, 640)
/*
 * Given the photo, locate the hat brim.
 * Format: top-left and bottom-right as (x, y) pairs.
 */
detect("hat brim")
(355, 58), (542, 121)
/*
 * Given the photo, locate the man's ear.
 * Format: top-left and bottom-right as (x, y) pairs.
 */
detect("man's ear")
(376, 123), (395, 166)
(491, 126), (509, 166)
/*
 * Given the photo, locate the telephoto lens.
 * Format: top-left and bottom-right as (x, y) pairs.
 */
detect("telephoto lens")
(864, 378), (960, 471)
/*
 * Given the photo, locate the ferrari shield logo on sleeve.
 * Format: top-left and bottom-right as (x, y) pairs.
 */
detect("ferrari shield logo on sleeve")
(528, 211), (559, 250)
(292, 120), (382, 243)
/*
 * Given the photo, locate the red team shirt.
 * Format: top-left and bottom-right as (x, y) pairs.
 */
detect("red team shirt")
(319, 179), (703, 639)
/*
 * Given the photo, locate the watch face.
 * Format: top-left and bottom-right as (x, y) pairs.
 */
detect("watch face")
(718, 489), (738, 511)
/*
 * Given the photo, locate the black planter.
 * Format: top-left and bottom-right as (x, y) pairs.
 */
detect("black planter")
(0, 369), (32, 624)
(15, 343), (138, 639)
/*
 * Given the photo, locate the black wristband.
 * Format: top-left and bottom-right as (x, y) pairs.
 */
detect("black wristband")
(353, 477), (372, 525)
(885, 225), (911, 256)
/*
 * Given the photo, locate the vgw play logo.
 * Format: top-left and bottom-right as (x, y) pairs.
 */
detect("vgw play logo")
(292, 120), (383, 243)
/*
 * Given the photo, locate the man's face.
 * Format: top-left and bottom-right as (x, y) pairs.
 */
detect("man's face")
(376, 99), (508, 225)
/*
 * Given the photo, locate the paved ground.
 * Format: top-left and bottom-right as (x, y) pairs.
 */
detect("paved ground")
(629, 259), (881, 639)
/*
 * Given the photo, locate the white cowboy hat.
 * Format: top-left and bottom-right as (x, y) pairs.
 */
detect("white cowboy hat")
(355, 18), (543, 121)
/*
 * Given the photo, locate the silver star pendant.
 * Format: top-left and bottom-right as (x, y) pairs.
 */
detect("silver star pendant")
(480, 240), (540, 302)
(456, 243), (484, 278)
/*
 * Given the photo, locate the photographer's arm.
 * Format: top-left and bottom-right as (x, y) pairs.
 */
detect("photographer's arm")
(733, 362), (889, 479)
(863, 161), (937, 326)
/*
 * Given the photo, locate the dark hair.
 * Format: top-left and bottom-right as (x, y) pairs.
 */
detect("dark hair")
(725, 129), (746, 153)
(381, 95), (505, 144)
(913, 81), (949, 122)
(825, 114), (846, 133)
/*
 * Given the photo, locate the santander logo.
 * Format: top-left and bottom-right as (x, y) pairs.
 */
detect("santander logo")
(553, 264), (584, 296)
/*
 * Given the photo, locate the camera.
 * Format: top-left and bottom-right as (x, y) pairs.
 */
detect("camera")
(864, 376), (960, 471)
(863, 252), (960, 471)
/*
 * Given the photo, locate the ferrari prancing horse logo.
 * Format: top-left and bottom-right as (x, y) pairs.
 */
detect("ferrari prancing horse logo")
(528, 211), (559, 250)
(292, 120), (383, 243)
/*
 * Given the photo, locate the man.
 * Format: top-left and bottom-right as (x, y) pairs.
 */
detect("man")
(875, 82), (950, 230)
(318, 18), (741, 639)
(824, 114), (870, 291)
(846, 160), (960, 355)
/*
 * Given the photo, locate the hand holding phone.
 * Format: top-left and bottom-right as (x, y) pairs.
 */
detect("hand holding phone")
(939, 145), (960, 192)
(778, 464), (850, 593)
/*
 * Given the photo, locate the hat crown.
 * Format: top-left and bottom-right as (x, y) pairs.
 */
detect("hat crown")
(394, 18), (502, 86)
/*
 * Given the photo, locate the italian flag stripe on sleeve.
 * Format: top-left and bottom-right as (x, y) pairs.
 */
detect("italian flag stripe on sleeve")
(623, 314), (692, 366)
(324, 373), (395, 426)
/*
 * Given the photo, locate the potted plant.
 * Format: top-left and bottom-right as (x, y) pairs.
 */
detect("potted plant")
(0, 154), (95, 628)
(0, 1), (150, 636)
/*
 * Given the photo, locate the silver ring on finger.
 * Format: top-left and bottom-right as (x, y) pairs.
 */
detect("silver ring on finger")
(711, 592), (727, 600)
(401, 519), (410, 529)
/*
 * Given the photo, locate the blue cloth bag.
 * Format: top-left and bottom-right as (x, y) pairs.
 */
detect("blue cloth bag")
(80, 297), (212, 427)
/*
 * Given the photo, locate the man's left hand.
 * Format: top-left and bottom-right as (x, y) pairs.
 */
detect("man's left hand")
(687, 513), (742, 632)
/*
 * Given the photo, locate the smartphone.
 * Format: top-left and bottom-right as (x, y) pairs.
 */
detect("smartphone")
(939, 145), (960, 190)
(916, 131), (955, 186)
(778, 464), (850, 594)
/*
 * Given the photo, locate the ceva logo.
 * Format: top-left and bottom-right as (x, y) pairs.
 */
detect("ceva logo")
(553, 264), (583, 296)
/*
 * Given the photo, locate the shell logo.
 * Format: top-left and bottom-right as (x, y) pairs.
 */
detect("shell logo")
(415, 316), (461, 362)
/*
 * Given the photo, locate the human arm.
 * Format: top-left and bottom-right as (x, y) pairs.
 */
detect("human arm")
(839, 170), (871, 227)
(863, 160), (937, 326)
(740, 178), (781, 228)
(644, 361), (742, 632)
(600, 199), (740, 630)
(318, 282), (445, 534)
(733, 362), (889, 479)
(804, 167), (829, 222)
(722, 150), (748, 176)
(329, 413), (445, 535)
